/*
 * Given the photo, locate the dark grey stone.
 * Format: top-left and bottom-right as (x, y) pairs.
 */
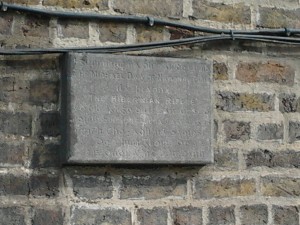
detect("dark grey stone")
(257, 123), (283, 140)
(62, 53), (213, 164)
(71, 206), (131, 225)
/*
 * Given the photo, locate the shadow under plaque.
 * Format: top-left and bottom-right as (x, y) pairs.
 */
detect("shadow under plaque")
(61, 53), (213, 164)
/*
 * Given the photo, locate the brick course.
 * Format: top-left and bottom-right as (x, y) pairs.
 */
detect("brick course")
(0, 1), (299, 224)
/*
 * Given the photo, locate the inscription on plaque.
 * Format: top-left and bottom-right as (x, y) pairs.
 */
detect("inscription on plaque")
(61, 53), (213, 164)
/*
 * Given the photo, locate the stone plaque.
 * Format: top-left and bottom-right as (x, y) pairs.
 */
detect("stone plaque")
(61, 53), (213, 164)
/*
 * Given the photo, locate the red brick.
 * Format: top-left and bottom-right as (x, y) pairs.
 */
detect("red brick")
(236, 61), (295, 86)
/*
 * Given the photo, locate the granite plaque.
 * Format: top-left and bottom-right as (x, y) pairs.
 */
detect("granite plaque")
(61, 53), (213, 164)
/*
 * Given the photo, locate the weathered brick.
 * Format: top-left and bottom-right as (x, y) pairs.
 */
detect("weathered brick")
(261, 176), (300, 197)
(136, 25), (164, 43)
(289, 121), (300, 143)
(30, 142), (60, 168)
(0, 207), (26, 225)
(168, 27), (194, 40)
(120, 173), (186, 199)
(39, 112), (60, 137)
(30, 80), (59, 105)
(193, 1), (250, 24)
(223, 120), (250, 142)
(257, 123), (283, 140)
(213, 61), (228, 80)
(0, 174), (29, 195)
(246, 149), (300, 168)
(240, 205), (268, 225)
(137, 207), (168, 225)
(3, 56), (58, 71)
(71, 174), (113, 199)
(58, 19), (89, 39)
(43, 0), (109, 9)
(216, 92), (275, 112)
(213, 148), (239, 170)
(112, 0), (183, 17)
(21, 15), (50, 37)
(194, 177), (256, 199)
(273, 205), (299, 225)
(32, 208), (63, 225)
(236, 61), (295, 86)
(208, 206), (235, 225)
(71, 206), (131, 225)
(259, 7), (300, 28)
(279, 93), (300, 113)
(0, 112), (31, 136)
(99, 23), (127, 43)
(0, 142), (25, 166)
(0, 78), (30, 103)
(0, 14), (13, 35)
(173, 206), (202, 225)
(29, 173), (59, 197)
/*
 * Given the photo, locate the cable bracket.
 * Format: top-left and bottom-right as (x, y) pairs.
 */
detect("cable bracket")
(230, 30), (235, 40)
(0, 2), (7, 11)
(147, 16), (154, 26)
(285, 28), (291, 37)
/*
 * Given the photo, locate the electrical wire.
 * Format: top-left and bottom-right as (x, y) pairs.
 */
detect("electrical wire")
(0, 2), (300, 55)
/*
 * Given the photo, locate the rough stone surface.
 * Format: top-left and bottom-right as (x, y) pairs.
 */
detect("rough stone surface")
(58, 19), (89, 39)
(112, 0), (183, 17)
(223, 120), (250, 142)
(0, 77), (30, 103)
(257, 123), (283, 140)
(120, 173), (186, 199)
(213, 148), (239, 170)
(99, 23), (127, 43)
(240, 205), (268, 225)
(273, 206), (299, 225)
(0, 112), (31, 136)
(63, 53), (212, 164)
(236, 61), (295, 86)
(192, 1), (251, 24)
(173, 206), (202, 225)
(259, 7), (300, 28)
(208, 206), (235, 225)
(71, 174), (113, 199)
(30, 142), (61, 168)
(137, 207), (168, 225)
(0, 174), (29, 195)
(279, 93), (300, 113)
(0, 14), (13, 35)
(39, 112), (60, 137)
(135, 26), (164, 43)
(216, 92), (275, 112)
(0, 143), (25, 166)
(71, 206), (131, 225)
(29, 174), (59, 197)
(22, 15), (50, 37)
(194, 177), (256, 199)
(32, 208), (63, 225)
(289, 121), (300, 143)
(246, 149), (300, 168)
(43, 0), (109, 9)
(261, 176), (300, 197)
(0, 207), (26, 225)
(213, 61), (228, 80)
(30, 80), (59, 105)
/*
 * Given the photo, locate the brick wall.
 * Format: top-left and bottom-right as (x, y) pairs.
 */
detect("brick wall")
(0, 0), (300, 225)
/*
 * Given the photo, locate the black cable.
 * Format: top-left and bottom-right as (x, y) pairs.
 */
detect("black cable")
(0, 2), (300, 55)
(1, 34), (300, 55)
(2, 1), (300, 36)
